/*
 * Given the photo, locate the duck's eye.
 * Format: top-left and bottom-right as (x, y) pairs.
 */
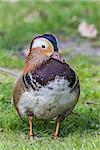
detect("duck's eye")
(42, 45), (45, 48)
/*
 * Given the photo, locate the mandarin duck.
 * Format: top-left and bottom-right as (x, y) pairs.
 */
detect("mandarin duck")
(13, 34), (80, 139)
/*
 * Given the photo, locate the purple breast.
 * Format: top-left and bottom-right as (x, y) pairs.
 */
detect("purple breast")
(31, 58), (76, 87)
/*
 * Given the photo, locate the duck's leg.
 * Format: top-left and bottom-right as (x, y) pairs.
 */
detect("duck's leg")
(28, 116), (34, 139)
(53, 120), (61, 139)
(53, 109), (72, 139)
(27, 111), (34, 139)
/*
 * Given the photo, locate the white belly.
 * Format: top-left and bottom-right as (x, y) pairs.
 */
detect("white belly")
(17, 78), (77, 119)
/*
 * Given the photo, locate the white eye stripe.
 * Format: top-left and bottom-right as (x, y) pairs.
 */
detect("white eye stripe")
(32, 38), (48, 49)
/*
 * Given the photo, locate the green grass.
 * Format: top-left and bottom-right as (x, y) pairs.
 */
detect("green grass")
(0, 49), (24, 69)
(0, 49), (100, 150)
(0, 1), (100, 150)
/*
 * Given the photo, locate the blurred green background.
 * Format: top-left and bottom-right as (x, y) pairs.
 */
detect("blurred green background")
(0, 1), (100, 50)
(0, 1), (100, 150)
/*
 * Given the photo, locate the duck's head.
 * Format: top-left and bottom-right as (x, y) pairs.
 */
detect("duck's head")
(29, 34), (58, 57)
(24, 34), (58, 74)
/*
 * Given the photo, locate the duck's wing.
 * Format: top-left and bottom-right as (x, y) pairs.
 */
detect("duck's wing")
(12, 76), (26, 119)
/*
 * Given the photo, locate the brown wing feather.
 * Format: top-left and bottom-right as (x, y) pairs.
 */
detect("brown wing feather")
(13, 76), (26, 119)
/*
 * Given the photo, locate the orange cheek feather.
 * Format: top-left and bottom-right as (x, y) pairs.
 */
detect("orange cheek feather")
(23, 61), (37, 75)
(23, 45), (53, 74)
(42, 45), (53, 57)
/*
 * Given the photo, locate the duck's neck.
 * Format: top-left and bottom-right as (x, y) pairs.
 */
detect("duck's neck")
(23, 52), (49, 74)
